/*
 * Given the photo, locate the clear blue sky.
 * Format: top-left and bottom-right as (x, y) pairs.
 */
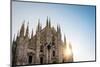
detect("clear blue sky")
(12, 1), (96, 62)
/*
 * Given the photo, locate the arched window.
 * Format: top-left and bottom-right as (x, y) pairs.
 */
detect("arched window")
(40, 45), (43, 52)
(52, 36), (55, 46)
(47, 45), (51, 50)
(53, 51), (55, 56)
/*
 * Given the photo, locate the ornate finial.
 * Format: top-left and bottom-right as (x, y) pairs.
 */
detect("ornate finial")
(36, 19), (41, 32)
(13, 34), (15, 42)
(57, 24), (59, 31)
(64, 34), (66, 47)
(20, 20), (25, 37)
(38, 19), (40, 24)
(31, 29), (33, 38)
(25, 22), (29, 37)
(57, 24), (61, 34)
(64, 34), (66, 42)
(46, 16), (49, 27)
(49, 17), (51, 27)
(58, 24), (61, 32)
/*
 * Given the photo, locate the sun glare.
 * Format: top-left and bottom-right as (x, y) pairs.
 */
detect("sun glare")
(64, 42), (72, 59)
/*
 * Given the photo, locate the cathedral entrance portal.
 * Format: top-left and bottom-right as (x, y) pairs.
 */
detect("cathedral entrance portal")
(40, 57), (43, 64)
(28, 55), (32, 64)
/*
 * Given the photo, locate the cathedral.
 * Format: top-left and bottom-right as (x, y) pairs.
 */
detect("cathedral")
(12, 18), (73, 66)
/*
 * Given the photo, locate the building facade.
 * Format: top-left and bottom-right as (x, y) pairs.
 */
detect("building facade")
(12, 18), (73, 66)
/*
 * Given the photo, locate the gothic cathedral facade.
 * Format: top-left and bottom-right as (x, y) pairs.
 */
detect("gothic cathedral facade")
(12, 18), (73, 66)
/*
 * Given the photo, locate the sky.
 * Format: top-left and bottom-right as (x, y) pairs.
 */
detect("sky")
(12, 1), (96, 62)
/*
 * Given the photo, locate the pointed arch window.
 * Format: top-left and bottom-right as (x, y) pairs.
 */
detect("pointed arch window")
(40, 45), (43, 52)
(53, 51), (55, 56)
